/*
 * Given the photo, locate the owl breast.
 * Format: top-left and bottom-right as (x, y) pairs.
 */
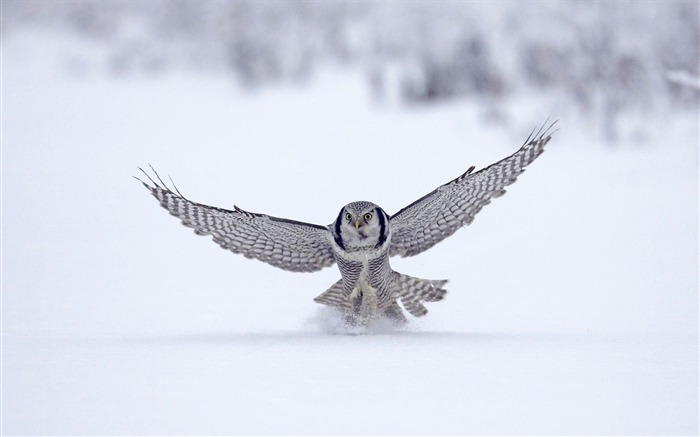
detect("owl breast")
(335, 249), (395, 312)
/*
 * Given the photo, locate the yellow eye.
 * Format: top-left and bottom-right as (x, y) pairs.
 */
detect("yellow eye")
(345, 212), (352, 222)
(364, 213), (373, 221)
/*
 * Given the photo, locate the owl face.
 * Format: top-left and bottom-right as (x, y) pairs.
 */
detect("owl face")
(333, 201), (388, 250)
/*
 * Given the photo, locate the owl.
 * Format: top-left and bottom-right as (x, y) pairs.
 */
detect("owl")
(138, 122), (556, 325)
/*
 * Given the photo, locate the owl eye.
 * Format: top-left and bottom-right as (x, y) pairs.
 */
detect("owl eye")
(345, 212), (352, 222)
(364, 213), (373, 221)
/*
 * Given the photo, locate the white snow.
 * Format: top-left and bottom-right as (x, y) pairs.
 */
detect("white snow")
(3, 32), (698, 435)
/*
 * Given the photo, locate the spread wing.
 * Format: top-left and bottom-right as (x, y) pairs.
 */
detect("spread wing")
(137, 169), (336, 272)
(389, 121), (556, 258)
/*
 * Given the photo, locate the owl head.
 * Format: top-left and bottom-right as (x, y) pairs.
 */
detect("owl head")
(333, 201), (389, 250)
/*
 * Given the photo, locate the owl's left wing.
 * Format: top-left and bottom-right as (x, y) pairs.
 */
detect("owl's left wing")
(389, 121), (556, 258)
(138, 169), (336, 272)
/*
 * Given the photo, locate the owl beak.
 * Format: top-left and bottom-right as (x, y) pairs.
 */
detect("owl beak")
(354, 218), (360, 229)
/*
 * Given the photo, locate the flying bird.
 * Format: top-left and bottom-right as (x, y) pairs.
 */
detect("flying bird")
(138, 122), (556, 325)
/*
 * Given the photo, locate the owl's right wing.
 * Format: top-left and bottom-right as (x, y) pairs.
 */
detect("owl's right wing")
(137, 169), (336, 272)
(389, 121), (556, 258)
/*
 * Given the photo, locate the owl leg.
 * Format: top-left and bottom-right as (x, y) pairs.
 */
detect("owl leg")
(345, 290), (371, 327)
(314, 280), (375, 327)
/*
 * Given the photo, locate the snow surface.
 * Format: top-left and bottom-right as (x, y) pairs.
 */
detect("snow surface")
(3, 32), (698, 435)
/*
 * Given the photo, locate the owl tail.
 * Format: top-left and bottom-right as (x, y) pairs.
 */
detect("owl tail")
(313, 279), (351, 310)
(393, 272), (448, 317)
(312, 274), (447, 318)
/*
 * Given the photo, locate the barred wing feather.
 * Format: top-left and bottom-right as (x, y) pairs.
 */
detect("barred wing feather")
(389, 122), (556, 258)
(138, 170), (336, 273)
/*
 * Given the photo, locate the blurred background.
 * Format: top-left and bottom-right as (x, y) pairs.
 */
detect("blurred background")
(3, 1), (699, 435)
(4, 0), (698, 142)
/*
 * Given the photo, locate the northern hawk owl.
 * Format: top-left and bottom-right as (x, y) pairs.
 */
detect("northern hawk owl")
(138, 122), (555, 325)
